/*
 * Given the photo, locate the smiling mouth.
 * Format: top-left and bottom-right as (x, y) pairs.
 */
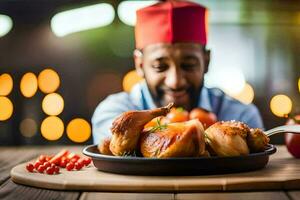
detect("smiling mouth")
(165, 90), (188, 98)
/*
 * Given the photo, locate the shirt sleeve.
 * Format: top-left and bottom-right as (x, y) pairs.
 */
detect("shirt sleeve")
(91, 92), (136, 145)
(239, 104), (264, 129)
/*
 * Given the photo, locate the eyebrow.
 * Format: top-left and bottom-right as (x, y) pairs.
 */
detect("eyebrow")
(153, 57), (169, 62)
(181, 55), (199, 60)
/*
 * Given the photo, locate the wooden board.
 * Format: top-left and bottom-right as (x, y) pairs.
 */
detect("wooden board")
(10, 146), (300, 192)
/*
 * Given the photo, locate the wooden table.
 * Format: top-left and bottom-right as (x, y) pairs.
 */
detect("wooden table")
(0, 145), (300, 200)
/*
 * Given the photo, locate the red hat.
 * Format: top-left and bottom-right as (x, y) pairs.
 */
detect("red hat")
(135, 0), (208, 49)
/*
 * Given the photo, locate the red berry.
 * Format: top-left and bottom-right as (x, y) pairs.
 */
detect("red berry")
(45, 155), (53, 162)
(70, 158), (78, 163)
(54, 166), (60, 174)
(83, 158), (91, 166)
(77, 159), (85, 166)
(46, 167), (54, 175)
(34, 161), (42, 169)
(26, 163), (34, 172)
(37, 165), (45, 173)
(60, 160), (68, 168)
(74, 162), (83, 170)
(39, 155), (46, 162)
(61, 156), (70, 163)
(43, 162), (51, 168)
(51, 163), (56, 168)
(66, 162), (74, 171)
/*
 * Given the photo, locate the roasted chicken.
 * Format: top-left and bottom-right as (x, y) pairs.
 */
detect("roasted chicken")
(247, 128), (270, 152)
(98, 103), (269, 158)
(205, 120), (250, 156)
(109, 103), (173, 156)
(140, 119), (206, 158)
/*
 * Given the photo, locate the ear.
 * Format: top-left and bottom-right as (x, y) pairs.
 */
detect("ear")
(133, 49), (144, 77)
(204, 49), (210, 74)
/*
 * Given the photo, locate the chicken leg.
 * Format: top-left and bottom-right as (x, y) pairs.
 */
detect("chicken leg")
(109, 103), (173, 156)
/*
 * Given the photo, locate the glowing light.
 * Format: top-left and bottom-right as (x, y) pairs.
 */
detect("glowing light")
(20, 118), (37, 138)
(42, 93), (64, 116)
(118, 1), (158, 26)
(298, 78), (300, 93)
(41, 116), (64, 141)
(0, 14), (13, 37)
(0, 73), (13, 96)
(230, 83), (255, 104)
(67, 118), (91, 143)
(205, 68), (246, 95)
(122, 70), (144, 92)
(270, 94), (292, 117)
(51, 3), (115, 37)
(0, 96), (13, 121)
(38, 69), (60, 94)
(20, 72), (38, 98)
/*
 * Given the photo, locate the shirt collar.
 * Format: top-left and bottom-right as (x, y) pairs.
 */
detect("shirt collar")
(197, 86), (213, 112)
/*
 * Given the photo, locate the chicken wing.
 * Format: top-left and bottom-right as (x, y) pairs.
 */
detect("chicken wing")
(109, 103), (173, 156)
(247, 128), (270, 152)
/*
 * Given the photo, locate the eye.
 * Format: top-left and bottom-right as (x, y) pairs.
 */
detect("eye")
(152, 62), (168, 72)
(181, 62), (198, 71)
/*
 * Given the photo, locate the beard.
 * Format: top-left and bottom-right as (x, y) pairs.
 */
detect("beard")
(146, 80), (203, 111)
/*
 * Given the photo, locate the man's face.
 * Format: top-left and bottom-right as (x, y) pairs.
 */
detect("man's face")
(135, 43), (209, 111)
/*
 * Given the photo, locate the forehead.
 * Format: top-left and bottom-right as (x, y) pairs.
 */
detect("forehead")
(142, 43), (204, 60)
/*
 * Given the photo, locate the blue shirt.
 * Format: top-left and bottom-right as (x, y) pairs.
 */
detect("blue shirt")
(92, 81), (264, 145)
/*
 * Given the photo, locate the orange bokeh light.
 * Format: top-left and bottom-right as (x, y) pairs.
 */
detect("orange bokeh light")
(122, 70), (143, 92)
(231, 83), (255, 104)
(67, 118), (91, 143)
(38, 69), (60, 94)
(270, 94), (293, 117)
(0, 96), (13, 121)
(20, 72), (38, 98)
(0, 73), (13, 96)
(41, 116), (64, 141)
(42, 93), (64, 116)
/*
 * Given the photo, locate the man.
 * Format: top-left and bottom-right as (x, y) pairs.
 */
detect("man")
(92, 0), (263, 145)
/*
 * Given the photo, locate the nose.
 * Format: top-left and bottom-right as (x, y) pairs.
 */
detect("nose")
(164, 67), (187, 90)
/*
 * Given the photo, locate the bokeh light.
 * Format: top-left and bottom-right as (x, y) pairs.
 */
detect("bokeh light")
(42, 93), (64, 116)
(67, 118), (91, 143)
(41, 116), (64, 141)
(19, 118), (37, 138)
(0, 14), (13, 37)
(0, 96), (13, 121)
(270, 94), (293, 117)
(230, 83), (254, 104)
(20, 72), (38, 98)
(118, 1), (158, 26)
(205, 67), (246, 95)
(122, 70), (144, 92)
(0, 73), (13, 96)
(51, 3), (115, 37)
(38, 69), (60, 94)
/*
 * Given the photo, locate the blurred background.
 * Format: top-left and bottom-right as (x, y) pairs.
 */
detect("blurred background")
(0, 0), (299, 145)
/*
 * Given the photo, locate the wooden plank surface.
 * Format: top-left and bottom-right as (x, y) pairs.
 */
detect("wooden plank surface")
(0, 146), (81, 185)
(0, 179), (79, 200)
(1, 145), (300, 200)
(0, 146), (82, 200)
(80, 192), (174, 200)
(287, 191), (300, 200)
(0, 147), (37, 184)
(175, 192), (289, 200)
(8, 145), (300, 192)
